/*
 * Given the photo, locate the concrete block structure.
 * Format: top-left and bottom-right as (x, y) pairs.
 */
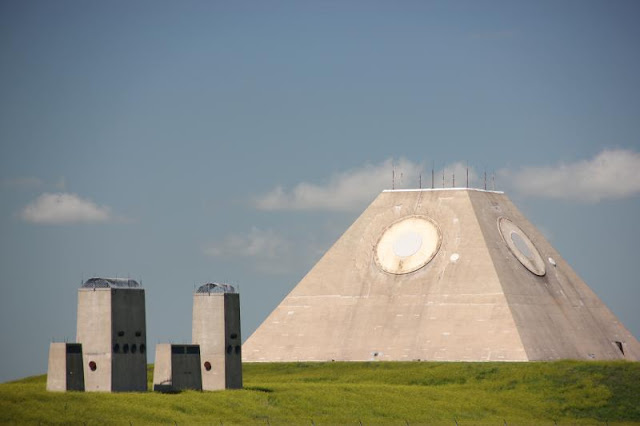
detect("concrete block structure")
(244, 188), (640, 362)
(192, 283), (242, 390)
(77, 278), (147, 392)
(46, 343), (84, 392)
(153, 344), (202, 392)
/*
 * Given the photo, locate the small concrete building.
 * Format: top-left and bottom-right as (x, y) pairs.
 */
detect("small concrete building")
(46, 343), (84, 392)
(192, 283), (242, 390)
(77, 278), (147, 392)
(153, 344), (202, 392)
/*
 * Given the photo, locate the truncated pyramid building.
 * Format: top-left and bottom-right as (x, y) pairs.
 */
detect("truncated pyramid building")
(243, 188), (640, 362)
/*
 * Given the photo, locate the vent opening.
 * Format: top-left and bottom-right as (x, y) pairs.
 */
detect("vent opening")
(66, 344), (82, 354)
(615, 341), (625, 355)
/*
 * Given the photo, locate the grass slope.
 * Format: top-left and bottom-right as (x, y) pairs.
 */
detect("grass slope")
(1, 361), (639, 425)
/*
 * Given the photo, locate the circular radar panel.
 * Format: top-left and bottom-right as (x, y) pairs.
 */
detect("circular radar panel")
(498, 217), (546, 276)
(375, 216), (442, 274)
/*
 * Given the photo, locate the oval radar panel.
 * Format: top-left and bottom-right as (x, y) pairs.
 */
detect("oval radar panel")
(375, 216), (442, 274)
(498, 217), (546, 276)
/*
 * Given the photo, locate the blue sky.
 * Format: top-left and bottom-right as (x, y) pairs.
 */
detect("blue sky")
(1, 0), (639, 382)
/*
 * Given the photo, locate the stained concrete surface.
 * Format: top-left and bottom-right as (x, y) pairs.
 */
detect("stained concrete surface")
(76, 288), (147, 392)
(244, 189), (640, 362)
(192, 292), (242, 390)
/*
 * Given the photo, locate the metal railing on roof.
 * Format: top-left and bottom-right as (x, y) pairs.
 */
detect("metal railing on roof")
(81, 278), (141, 289)
(195, 282), (236, 294)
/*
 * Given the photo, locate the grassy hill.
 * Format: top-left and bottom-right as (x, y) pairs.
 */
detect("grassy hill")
(1, 361), (639, 425)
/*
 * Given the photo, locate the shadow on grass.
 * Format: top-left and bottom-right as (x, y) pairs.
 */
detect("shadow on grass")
(245, 385), (274, 393)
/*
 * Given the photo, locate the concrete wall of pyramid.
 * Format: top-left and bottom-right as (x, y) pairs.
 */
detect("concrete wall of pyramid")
(243, 188), (640, 362)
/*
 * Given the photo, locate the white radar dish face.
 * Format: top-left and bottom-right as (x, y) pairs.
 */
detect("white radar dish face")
(498, 217), (546, 276)
(375, 216), (442, 275)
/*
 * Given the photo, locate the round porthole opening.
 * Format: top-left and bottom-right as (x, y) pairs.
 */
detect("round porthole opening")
(498, 217), (546, 276)
(374, 215), (442, 275)
(89, 361), (97, 371)
(204, 361), (212, 371)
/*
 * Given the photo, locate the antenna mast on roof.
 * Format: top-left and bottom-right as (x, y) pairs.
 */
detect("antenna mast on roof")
(484, 169), (487, 190)
(419, 173), (422, 189)
(431, 162), (435, 189)
(442, 168), (445, 188)
(466, 163), (469, 188)
(452, 172), (455, 188)
(392, 166), (395, 190)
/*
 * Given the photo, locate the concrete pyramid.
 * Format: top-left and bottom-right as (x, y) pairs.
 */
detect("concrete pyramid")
(243, 188), (640, 362)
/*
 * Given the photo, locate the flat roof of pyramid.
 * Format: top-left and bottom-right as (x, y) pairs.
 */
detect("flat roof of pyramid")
(383, 187), (504, 194)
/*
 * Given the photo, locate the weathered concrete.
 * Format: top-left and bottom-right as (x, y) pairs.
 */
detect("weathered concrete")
(192, 292), (242, 390)
(243, 189), (640, 362)
(77, 287), (147, 391)
(153, 344), (202, 392)
(46, 343), (84, 392)
(469, 190), (640, 360)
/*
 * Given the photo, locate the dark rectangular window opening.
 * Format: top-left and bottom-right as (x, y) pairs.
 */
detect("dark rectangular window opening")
(186, 346), (200, 355)
(171, 346), (186, 354)
(66, 344), (82, 354)
(615, 341), (624, 355)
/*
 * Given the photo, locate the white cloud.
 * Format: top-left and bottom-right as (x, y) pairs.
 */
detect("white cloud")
(21, 192), (113, 224)
(437, 161), (479, 189)
(506, 149), (640, 202)
(204, 227), (296, 275)
(204, 227), (290, 259)
(255, 158), (423, 212)
(254, 158), (480, 212)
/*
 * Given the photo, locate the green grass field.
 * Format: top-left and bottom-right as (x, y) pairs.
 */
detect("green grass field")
(1, 361), (639, 425)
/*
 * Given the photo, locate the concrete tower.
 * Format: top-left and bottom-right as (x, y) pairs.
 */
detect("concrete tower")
(77, 278), (147, 392)
(192, 283), (242, 390)
(244, 188), (640, 362)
